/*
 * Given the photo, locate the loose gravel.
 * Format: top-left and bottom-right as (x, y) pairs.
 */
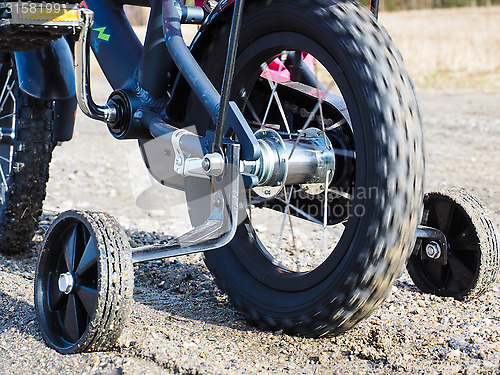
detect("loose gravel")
(0, 88), (499, 374)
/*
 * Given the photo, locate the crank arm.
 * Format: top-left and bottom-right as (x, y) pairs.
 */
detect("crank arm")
(413, 225), (448, 265)
(131, 143), (240, 263)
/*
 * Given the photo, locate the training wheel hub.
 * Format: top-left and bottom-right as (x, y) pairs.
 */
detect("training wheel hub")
(58, 272), (75, 294)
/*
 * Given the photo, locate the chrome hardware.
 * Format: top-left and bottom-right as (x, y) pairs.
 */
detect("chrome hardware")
(242, 128), (335, 197)
(202, 153), (225, 176)
(426, 241), (442, 259)
(58, 272), (74, 294)
(75, 9), (117, 123)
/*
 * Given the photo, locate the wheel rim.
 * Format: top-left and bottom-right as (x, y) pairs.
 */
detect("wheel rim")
(0, 64), (15, 205)
(224, 32), (367, 291)
(36, 217), (99, 349)
(408, 193), (481, 296)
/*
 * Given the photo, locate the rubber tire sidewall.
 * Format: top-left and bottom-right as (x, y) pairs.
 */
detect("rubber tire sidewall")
(187, 0), (424, 335)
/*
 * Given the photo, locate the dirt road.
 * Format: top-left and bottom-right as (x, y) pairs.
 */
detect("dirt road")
(0, 82), (499, 374)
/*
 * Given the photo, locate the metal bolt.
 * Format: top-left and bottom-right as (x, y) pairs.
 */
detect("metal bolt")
(58, 272), (75, 294)
(202, 158), (211, 172)
(213, 197), (222, 207)
(175, 157), (182, 166)
(425, 241), (442, 259)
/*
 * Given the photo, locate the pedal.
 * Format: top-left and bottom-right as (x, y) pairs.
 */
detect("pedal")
(0, 1), (83, 51)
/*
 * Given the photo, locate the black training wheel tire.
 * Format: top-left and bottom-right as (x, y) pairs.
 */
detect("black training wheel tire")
(186, 0), (424, 337)
(0, 55), (54, 255)
(407, 189), (500, 301)
(35, 210), (133, 354)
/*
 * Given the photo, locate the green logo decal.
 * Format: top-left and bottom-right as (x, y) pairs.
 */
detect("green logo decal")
(94, 27), (110, 42)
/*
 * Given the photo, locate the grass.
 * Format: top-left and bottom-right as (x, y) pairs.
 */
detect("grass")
(379, 6), (500, 90)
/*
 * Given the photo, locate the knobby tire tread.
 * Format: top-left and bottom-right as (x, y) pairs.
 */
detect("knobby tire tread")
(0, 82), (54, 255)
(201, 0), (424, 337)
(70, 211), (133, 353)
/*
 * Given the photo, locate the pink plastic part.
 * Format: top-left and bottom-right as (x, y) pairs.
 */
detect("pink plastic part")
(262, 52), (315, 84)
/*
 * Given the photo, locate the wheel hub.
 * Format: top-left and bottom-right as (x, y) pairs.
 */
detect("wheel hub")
(58, 272), (75, 294)
(242, 128), (335, 198)
(425, 241), (442, 259)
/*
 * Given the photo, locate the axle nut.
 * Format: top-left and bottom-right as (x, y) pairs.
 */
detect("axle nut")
(202, 153), (224, 176)
(425, 241), (442, 260)
(58, 272), (75, 294)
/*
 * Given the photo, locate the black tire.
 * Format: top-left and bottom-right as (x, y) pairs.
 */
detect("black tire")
(185, 0), (424, 336)
(407, 189), (500, 301)
(35, 210), (133, 354)
(0, 55), (54, 255)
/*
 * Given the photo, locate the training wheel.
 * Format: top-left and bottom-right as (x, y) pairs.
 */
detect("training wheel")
(35, 210), (133, 354)
(407, 189), (499, 300)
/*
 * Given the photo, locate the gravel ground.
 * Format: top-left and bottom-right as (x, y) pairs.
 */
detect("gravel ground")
(0, 81), (499, 374)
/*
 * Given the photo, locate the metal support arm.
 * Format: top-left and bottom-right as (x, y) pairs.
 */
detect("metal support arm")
(131, 143), (241, 263)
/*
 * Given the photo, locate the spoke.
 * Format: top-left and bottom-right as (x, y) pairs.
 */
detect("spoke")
(260, 55), (292, 135)
(245, 98), (263, 127)
(7, 87), (15, 103)
(64, 225), (78, 272)
(261, 51), (288, 128)
(0, 69), (13, 112)
(0, 155), (10, 163)
(240, 88), (263, 127)
(322, 170), (332, 256)
(76, 286), (98, 316)
(63, 294), (80, 343)
(0, 113), (14, 121)
(248, 189), (254, 234)
(328, 188), (353, 201)
(0, 165), (8, 192)
(313, 59), (330, 150)
(325, 118), (347, 131)
(76, 239), (98, 276)
(288, 80), (336, 160)
(323, 170), (331, 229)
(275, 196), (323, 225)
(48, 273), (67, 311)
(287, 205), (297, 252)
(275, 186), (294, 251)
(0, 81), (14, 114)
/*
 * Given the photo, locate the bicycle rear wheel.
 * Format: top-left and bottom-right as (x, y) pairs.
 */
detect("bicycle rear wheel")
(185, 0), (424, 336)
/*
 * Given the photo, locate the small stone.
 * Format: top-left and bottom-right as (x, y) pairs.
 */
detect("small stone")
(447, 349), (461, 360)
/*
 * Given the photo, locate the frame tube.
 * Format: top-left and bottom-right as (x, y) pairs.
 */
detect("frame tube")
(137, 0), (174, 98)
(163, 0), (220, 125)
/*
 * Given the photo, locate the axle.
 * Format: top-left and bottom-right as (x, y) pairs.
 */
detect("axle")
(242, 128), (335, 197)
